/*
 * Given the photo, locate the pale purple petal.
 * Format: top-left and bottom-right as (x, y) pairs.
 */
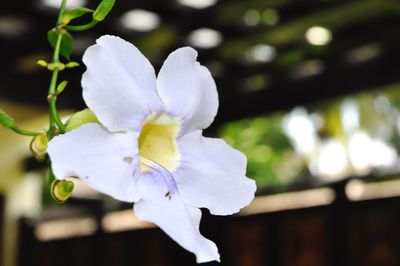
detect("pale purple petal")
(175, 131), (256, 215)
(48, 123), (141, 202)
(156, 47), (218, 135)
(82, 35), (163, 132)
(134, 168), (220, 263)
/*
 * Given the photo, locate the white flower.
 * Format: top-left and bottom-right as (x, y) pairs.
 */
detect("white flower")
(47, 35), (256, 263)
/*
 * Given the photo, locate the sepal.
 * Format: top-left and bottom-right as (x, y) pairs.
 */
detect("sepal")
(30, 133), (49, 161)
(65, 109), (99, 131)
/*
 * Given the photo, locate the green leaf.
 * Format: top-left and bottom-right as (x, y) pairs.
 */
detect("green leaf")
(0, 108), (16, 129)
(47, 29), (58, 49)
(47, 29), (74, 60)
(65, 109), (99, 131)
(60, 31), (73, 60)
(93, 0), (115, 21)
(62, 7), (94, 24)
(56, 80), (68, 95)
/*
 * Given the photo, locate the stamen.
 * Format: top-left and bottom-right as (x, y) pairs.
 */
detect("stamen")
(140, 156), (178, 199)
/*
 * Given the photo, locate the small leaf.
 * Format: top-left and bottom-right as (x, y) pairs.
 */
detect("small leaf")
(47, 29), (58, 49)
(65, 61), (80, 68)
(65, 109), (99, 131)
(60, 31), (73, 60)
(93, 0), (115, 21)
(47, 29), (74, 60)
(56, 80), (68, 95)
(0, 108), (16, 129)
(62, 7), (94, 24)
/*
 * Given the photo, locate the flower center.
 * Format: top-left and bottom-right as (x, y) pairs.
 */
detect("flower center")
(138, 113), (181, 173)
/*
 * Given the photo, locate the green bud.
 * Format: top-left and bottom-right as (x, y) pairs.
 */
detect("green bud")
(0, 108), (16, 129)
(62, 7), (94, 24)
(47, 62), (65, 71)
(37, 60), (48, 67)
(56, 80), (68, 95)
(51, 179), (74, 203)
(93, 0), (115, 21)
(65, 109), (99, 131)
(65, 62), (80, 68)
(30, 133), (48, 161)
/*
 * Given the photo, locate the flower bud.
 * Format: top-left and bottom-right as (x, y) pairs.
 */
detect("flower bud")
(37, 60), (48, 67)
(56, 80), (68, 95)
(51, 179), (74, 203)
(65, 62), (80, 68)
(30, 133), (48, 161)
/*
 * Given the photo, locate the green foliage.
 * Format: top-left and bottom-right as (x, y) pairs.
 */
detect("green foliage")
(219, 83), (400, 193)
(56, 80), (68, 95)
(47, 29), (73, 60)
(65, 109), (99, 131)
(93, 0), (115, 21)
(62, 7), (93, 24)
(65, 62), (80, 68)
(0, 108), (16, 129)
(219, 115), (304, 189)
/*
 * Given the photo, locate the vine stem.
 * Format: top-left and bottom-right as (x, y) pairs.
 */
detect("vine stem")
(65, 20), (98, 31)
(11, 127), (40, 137)
(48, 0), (68, 136)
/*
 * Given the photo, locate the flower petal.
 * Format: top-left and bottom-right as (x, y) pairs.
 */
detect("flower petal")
(48, 123), (141, 202)
(82, 35), (163, 132)
(134, 170), (220, 263)
(175, 131), (256, 215)
(156, 47), (218, 135)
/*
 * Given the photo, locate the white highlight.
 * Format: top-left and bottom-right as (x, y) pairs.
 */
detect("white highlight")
(317, 139), (348, 180)
(346, 179), (400, 201)
(370, 139), (397, 168)
(247, 44), (276, 63)
(102, 210), (155, 232)
(340, 99), (360, 133)
(178, 0), (217, 9)
(305, 26), (332, 46)
(187, 28), (222, 49)
(348, 131), (373, 173)
(120, 9), (161, 32)
(283, 108), (318, 157)
(42, 0), (86, 9)
(35, 217), (97, 241)
(240, 188), (335, 215)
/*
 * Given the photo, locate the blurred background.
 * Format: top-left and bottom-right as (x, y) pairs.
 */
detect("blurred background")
(2, 0), (400, 265)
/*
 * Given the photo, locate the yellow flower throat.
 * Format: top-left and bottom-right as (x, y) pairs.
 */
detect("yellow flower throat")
(138, 113), (181, 173)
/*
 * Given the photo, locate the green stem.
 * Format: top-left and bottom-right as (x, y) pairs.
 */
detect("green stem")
(11, 126), (41, 137)
(48, 0), (68, 135)
(48, 169), (56, 188)
(65, 20), (98, 31)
